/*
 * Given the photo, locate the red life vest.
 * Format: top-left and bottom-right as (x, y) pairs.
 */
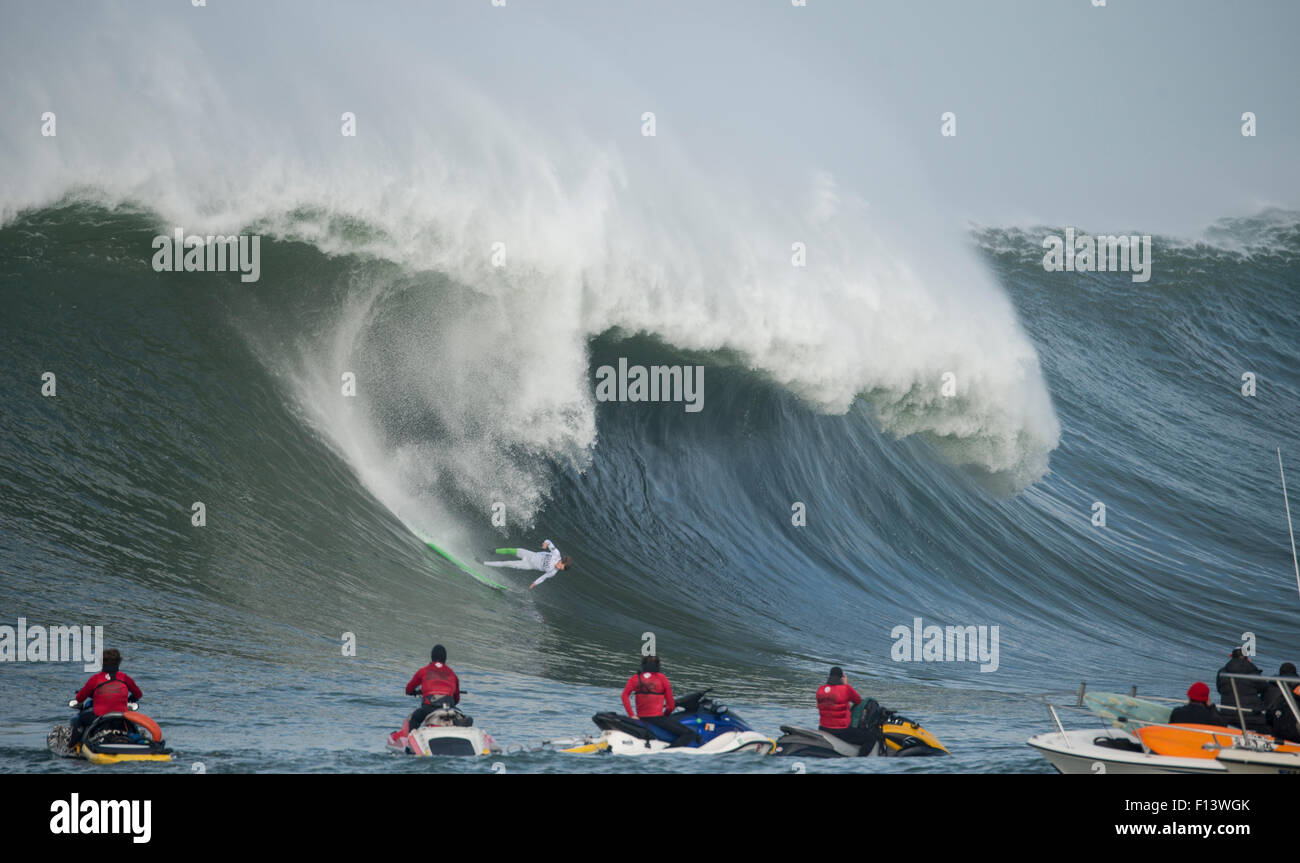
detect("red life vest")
(76, 671), (141, 715)
(417, 662), (459, 703)
(622, 671), (675, 718)
(816, 683), (862, 729)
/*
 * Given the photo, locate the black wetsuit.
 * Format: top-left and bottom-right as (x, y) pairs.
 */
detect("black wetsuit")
(1274, 707), (1300, 743)
(1216, 656), (1267, 707)
(1264, 682), (1300, 742)
(1263, 679), (1298, 715)
(641, 714), (699, 747)
(69, 707), (97, 746)
(820, 724), (881, 755)
(1168, 700), (1227, 726)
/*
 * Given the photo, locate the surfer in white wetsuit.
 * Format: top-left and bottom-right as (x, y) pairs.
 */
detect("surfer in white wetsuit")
(484, 540), (571, 589)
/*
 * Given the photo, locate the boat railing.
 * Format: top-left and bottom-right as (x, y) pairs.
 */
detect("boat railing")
(1045, 703), (1070, 747)
(1037, 698), (1136, 751)
(1037, 698), (1177, 755)
(1068, 681), (1182, 707)
(1040, 700), (1273, 756)
(1126, 718), (1277, 755)
(1219, 671), (1300, 732)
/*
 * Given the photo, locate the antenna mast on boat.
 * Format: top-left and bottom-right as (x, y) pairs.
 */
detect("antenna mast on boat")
(1280, 448), (1300, 600)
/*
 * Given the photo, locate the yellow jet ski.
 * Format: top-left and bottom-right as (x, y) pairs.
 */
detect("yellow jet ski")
(48, 700), (173, 764)
(773, 699), (948, 758)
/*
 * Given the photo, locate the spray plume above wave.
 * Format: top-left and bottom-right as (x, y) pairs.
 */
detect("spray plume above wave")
(0, 5), (1060, 528)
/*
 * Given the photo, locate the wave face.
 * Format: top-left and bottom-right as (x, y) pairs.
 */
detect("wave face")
(2, 6), (1298, 714)
(3, 203), (1298, 702)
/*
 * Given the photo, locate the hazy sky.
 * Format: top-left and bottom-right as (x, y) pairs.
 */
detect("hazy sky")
(3, 0), (1297, 235)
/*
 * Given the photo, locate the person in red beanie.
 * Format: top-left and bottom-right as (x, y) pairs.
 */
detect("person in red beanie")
(1168, 681), (1227, 726)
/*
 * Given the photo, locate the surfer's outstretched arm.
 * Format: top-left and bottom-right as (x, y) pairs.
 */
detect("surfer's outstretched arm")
(529, 567), (559, 589)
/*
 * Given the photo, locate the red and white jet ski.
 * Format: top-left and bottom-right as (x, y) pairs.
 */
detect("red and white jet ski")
(387, 702), (498, 757)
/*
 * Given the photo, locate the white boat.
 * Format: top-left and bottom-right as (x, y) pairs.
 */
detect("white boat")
(1027, 726), (1227, 774)
(1214, 748), (1300, 774)
(1029, 671), (1300, 774)
(1030, 451), (1300, 776)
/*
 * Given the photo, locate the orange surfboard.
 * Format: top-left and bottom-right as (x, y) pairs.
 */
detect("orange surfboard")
(1137, 724), (1300, 759)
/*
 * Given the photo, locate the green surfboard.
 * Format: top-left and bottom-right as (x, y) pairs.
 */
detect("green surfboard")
(1082, 691), (1173, 728)
(425, 541), (509, 591)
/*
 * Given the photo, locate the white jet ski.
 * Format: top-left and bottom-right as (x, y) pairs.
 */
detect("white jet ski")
(387, 703), (498, 757)
(556, 690), (773, 756)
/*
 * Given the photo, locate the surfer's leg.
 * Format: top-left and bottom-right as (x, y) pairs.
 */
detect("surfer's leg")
(493, 548), (517, 555)
(485, 548), (544, 569)
(484, 559), (535, 570)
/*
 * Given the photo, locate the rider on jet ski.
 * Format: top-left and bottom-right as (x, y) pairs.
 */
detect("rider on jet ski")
(70, 649), (142, 746)
(622, 655), (698, 747)
(405, 644), (461, 730)
(817, 666), (877, 751)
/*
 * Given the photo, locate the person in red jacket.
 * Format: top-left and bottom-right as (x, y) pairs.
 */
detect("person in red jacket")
(70, 648), (143, 745)
(817, 666), (877, 752)
(621, 655), (698, 747)
(404, 644), (461, 732)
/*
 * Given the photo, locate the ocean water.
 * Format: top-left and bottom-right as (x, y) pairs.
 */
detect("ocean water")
(2, 204), (1296, 774)
(2, 1), (1298, 775)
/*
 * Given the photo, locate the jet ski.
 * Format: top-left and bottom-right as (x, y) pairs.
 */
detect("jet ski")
(48, 699), (172, 765)
(773, 698), (948, 758)
(387, 698), (498, 757)
(560, 689), (774, 755)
